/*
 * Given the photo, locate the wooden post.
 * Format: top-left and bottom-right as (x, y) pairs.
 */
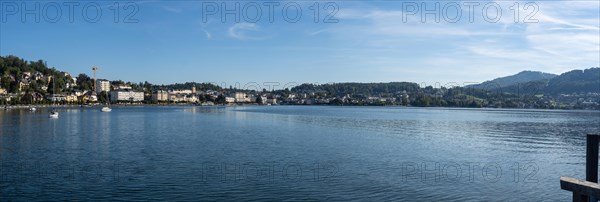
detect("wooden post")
(586, 134), (600, 202)
(560, 134), (600, 202)
(561, 176), (600, 202)
(574, 193), (583, 202)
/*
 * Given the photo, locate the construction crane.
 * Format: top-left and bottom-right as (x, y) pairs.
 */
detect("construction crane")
(92, 66), (98, 95)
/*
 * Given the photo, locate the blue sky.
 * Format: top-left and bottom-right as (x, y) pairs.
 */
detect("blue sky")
(1, 1), (598, 88)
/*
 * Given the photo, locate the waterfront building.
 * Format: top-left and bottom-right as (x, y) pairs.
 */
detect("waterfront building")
(65, 93), (78, 103)
(47, 94), (66, 102)
(234, 92), (250, 102)
(112, 84), (132, 91)
(152, 90), (169, 102)
(96, 79), (110, 93)
(80, 92), (98, 102)
(266, 97), (277, 104)
(110, 90), (144, 102)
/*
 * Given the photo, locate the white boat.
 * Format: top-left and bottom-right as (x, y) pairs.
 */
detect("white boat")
(48, 110), (59, 118)
(101, 106), (112, 112)
(48, 73), (59, 118)
(29, 107), (36, 111)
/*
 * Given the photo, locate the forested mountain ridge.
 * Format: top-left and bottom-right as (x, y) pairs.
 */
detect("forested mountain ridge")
(496, 68), (599, 96)
(467, 70), (557, 90)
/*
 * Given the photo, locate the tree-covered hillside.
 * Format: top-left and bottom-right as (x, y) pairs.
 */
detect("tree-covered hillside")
(468, 70), (557, 90)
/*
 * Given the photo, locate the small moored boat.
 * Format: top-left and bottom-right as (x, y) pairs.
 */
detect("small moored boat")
(101, 106), (112, 112)
(48, 110), (59, 118)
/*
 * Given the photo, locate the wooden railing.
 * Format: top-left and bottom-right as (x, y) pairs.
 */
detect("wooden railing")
(561, 134), (600, 202)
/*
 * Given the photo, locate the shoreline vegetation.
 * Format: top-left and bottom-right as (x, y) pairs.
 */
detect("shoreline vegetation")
(1, 55), (599, 110)
(4, 103), (600, 112)
(0, 103), (600, 113)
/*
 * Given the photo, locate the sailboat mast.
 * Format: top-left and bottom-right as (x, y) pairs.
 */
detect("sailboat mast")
(52, 72), (56, 105)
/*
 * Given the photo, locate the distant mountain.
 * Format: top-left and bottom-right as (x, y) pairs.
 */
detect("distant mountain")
(499, 67), (600, 95)
(468, 71), (557, 90)
(544, 68), (599, 95)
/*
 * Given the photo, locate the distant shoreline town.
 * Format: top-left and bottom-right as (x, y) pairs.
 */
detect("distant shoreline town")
(1, 55), (599, 110)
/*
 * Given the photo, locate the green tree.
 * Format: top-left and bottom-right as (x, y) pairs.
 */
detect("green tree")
(20, 93), (33, 104)
(468, 100), (481, 108)
(203, 94), (215, 102)
(401, 96), (409, 106)
(98, 91), (109, 104)
(198, 94), (207, 103)
(329, 98), (344, 105)
(1, 76), (12, 91)
(142, 81), (153, 102)
(76, 74), (93, 91)
(412, 94), (431, 107)
(215, 94), (226, 104)
(256, 96), (263, 104)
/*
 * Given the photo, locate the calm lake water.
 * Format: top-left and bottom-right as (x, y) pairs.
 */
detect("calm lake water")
(1, 106), (599, 201)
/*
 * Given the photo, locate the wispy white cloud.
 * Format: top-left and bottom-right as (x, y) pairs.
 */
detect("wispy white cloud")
(536, 13), (599, 31)
(115, 1), (598, 84)
(228, 23), (264, 40)
(215, 1), (596, 83)
(201, 28), (212, 39)
(469, 1), (600, 71)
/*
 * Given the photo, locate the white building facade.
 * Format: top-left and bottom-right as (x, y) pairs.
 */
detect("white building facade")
(152, 90), (169, 102)
(96, 79), (110, 93)
(110, 90), (144, 102)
